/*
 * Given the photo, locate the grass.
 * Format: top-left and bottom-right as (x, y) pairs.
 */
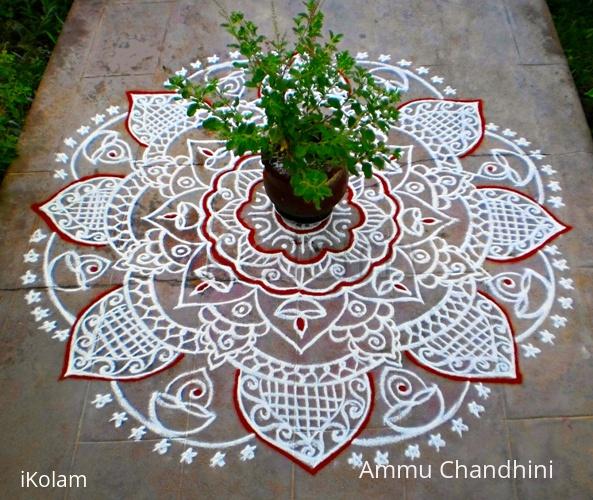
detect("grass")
(547, 0), (593, 131)
(0, 0), (73, 178)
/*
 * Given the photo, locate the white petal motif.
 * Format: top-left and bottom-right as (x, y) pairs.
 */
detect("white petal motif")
(475, 187), (570, 262)
(397, 99), (484, 160)
(33, 176), (123, 246)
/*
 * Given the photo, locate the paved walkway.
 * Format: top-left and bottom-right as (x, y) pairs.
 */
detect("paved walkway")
(1, 0), (593, 499)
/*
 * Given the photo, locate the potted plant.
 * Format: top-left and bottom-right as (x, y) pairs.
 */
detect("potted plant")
(167, 0), (401, 223)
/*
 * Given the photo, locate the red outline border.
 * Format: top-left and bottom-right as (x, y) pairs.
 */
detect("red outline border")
(31, 174), (125, 248)
(200, 155), (402, 296)
(397, 98), (486, 159)
(60, 285), (184, 382)
(233, 369), (375, 474)
(273, 210), (330, 234)
(476, 185), (572, 263)
(236, 182), (365, 265)
(125, 90), (177, 147)
(405, 290), (522, 384)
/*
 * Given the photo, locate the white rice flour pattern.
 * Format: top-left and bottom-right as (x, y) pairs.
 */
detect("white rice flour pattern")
(26, 55), (572, 473)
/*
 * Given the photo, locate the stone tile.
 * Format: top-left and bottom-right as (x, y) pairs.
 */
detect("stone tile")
(178, 438), (292, 500)
(84, 2), (173, 78)
(0, 172), (56, 289)
(507, 418), (593, 499)
(405, 386), (515, 500)
(423, 62), (592, 156)
(293, 441), (407, 499)
(0, 290), (88, 499)
(503, 267), (593, 419)
(10, 72), (166, 174)
(503, 0), (566, 64)
(9, 0), (106, 175)
(69, 441), (181, 499)
(163, 0), (517, 71)
(550, 152), (593, 268)
(514, 65), (593, 156)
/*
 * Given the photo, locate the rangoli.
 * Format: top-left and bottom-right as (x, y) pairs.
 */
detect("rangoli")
(25, 54), (573, 474)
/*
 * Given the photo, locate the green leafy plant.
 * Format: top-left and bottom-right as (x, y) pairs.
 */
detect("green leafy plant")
(547, 0), (593, 130)
(167, 0), (401, 208)
(0, 0), (73, 178)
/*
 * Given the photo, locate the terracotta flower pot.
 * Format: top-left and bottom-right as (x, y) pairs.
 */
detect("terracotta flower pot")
(261, 156), (348, 224)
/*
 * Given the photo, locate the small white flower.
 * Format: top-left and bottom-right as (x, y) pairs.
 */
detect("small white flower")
(378, 54), (391, 62)
(502, 128), (516, 137)
(541, 164), (557, 175)
(552, 259), (569, 271)
(31, 306), (50, 322)
(106, 105), (120, 115)
(539, 330), (556, 344)
(190, 60), (202, 69)
(416, 66), (429, 74)
(397, 59), (412, 67)
(29, 229), (47, 243)
(21, 270), (37, 285)
(543, 244), (560, 255)
(550, 314), (567, 328)
(229, 50), (241, 59)
(443, 86), (456, 95)
(239, 445), (256, 461)
(207, 54), (220, 64)
(210, 451), (226, 468)
(548, 196), (565, 208)
(486, 123), (499, 131)
(64, 137), (77, 148)
(175, 67), (188, 77)
(55, 153), (69, 164)
(522, 343), (541, 358)
(54, 169), (68, 180)
(24, 289), (42, 305)
(558, 277), (574, 290)
(474, 383), (491, 400)
(110, 412), (128, 428)
(52, 329), (70, 342)
(451, 418), (469, 437)
(558, 296), (573, 309)
(91, 113), (105, 124)
(468, 401), (485, 418)
(129, 426), (147, 441)
(23, 249), (40, 263)
(515, 137), (531, 147)
(38, 320), (57, 333)
(404, 444), (420, 460)
(374, 450), (389, 466)
(77, 125), (90, 136)
(153, 439), (171, 455)
(529, 149), (544, 160)
(547, 181), (561, 192)
(180, 448), (198, 464)
(347, 452), (364, 469)
(91, 394), (113, 409)
(428, 434), (446, 452)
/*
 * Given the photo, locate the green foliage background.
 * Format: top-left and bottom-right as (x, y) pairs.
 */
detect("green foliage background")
(0, 0), (72, 178)
(0, 1), (590, 184)
(547, 0), (593, 131)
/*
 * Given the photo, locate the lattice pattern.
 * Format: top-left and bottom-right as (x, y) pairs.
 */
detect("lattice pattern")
(36, 176), (122, 245)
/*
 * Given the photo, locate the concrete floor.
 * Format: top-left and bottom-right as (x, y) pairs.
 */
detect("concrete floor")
(1, 0), (593, 498)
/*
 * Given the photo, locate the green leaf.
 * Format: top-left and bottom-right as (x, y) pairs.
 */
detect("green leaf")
(326, 96), (341, 108)
(187, 102), (199, 117)
(202, 117), (223, 131)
